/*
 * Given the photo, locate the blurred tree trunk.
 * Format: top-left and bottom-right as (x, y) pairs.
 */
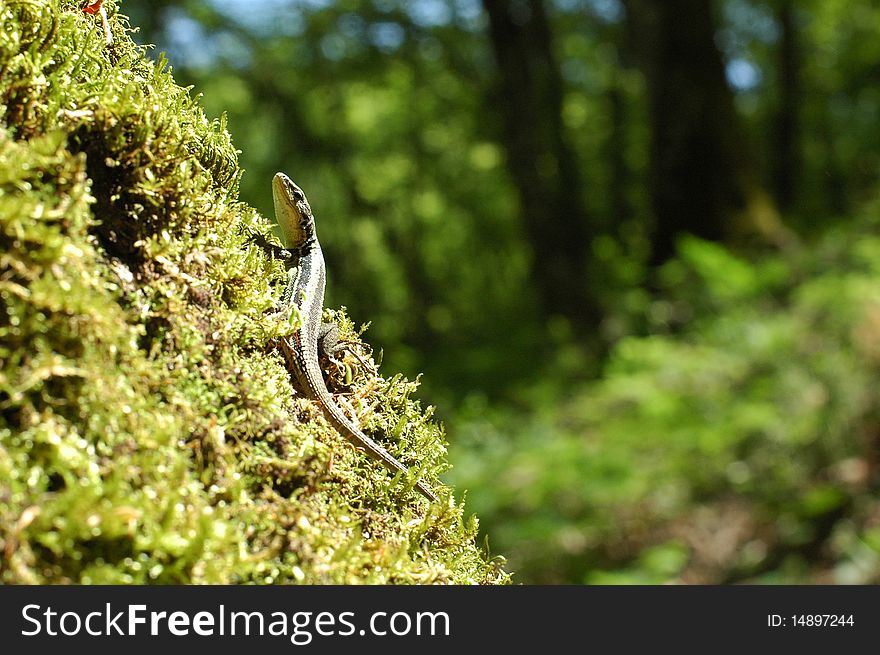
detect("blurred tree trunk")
(482, 0), (599, 333)
(772, 0), (800, 213)
(622, 0), (786, 265)
(607, 75), (633, 232)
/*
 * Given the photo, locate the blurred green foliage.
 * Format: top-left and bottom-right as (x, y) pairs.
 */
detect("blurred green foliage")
(451, 223), (880, 582)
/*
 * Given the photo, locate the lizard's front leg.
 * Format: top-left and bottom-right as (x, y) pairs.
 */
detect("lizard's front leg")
(248, 224), (294, 262)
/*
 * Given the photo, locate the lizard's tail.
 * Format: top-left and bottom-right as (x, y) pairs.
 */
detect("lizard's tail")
(322, 399), (439, 503)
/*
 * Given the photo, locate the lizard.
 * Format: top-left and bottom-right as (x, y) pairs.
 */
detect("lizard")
(265, 171), (438, 503)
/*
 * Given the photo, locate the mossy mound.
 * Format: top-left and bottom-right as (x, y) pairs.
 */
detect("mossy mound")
(0, 0), (507, 584)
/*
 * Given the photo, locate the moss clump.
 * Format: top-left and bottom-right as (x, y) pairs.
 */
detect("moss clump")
(0, 0), (507, 584)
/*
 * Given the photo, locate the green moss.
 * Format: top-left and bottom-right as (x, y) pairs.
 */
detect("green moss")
(0, 0), (507, 584)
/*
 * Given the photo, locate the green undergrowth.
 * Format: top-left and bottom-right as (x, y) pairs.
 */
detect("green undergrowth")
(451, 228), (880, 583)
(0, 0), (506, 584)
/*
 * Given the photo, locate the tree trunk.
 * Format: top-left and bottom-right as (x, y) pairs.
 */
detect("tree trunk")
(772, 0), (800, 213)
(607, 76), (633, 232)
(623, 0), (786, 265)
(482, 0), (599, 333)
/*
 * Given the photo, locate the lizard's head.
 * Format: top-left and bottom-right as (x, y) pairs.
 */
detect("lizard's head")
(272, 172), (315, 250)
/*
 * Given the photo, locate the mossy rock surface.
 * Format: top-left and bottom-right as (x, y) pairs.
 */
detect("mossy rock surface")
(0, 0), (507, 584)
